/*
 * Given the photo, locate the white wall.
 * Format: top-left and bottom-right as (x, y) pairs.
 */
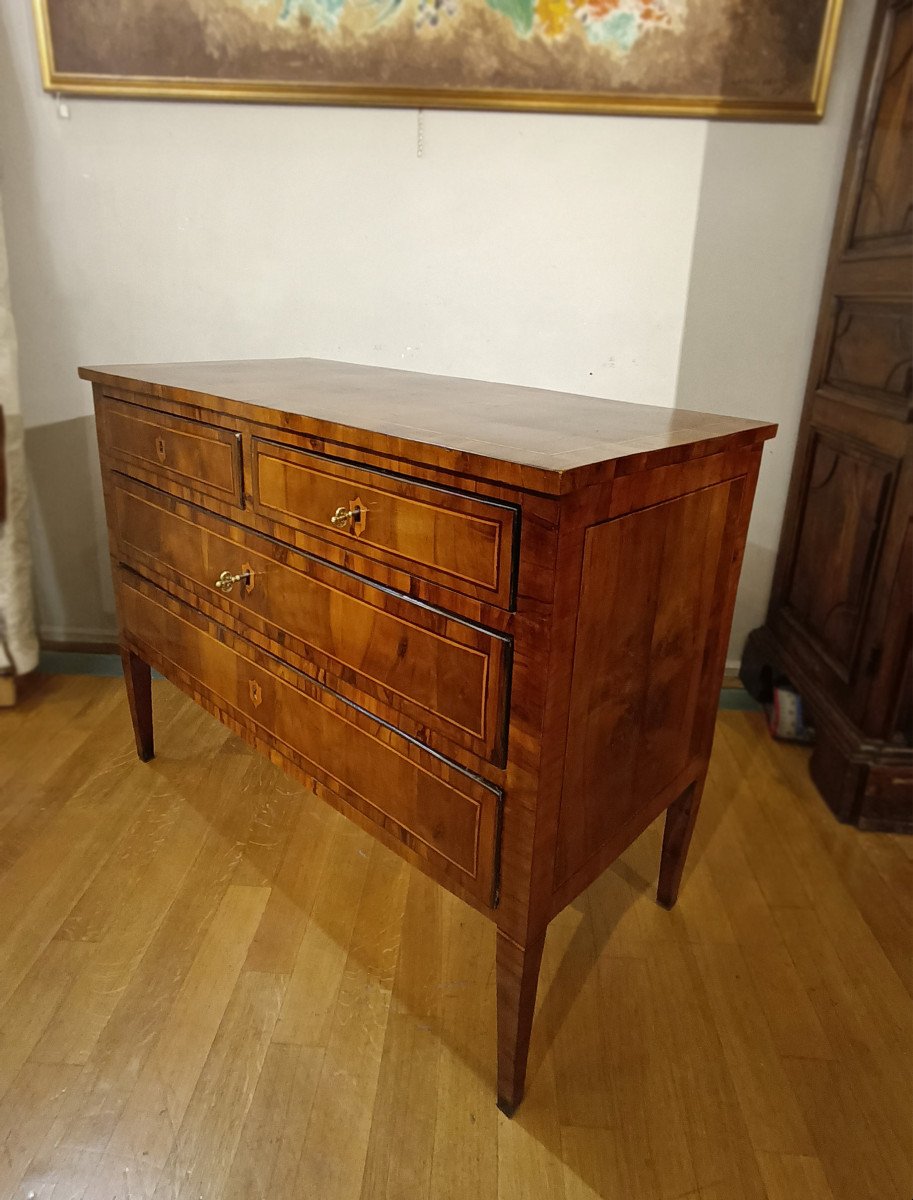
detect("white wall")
(1, 2), (707, 643)
(0, 1), (874, 659)
(677, 0), (877, 661)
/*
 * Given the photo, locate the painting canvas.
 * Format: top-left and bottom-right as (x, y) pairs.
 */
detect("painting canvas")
(34, 0), (843, 119)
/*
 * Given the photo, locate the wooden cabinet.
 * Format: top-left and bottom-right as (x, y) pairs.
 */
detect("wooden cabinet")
(85, 356), (774, 1112)
(742, 0), (913, 833)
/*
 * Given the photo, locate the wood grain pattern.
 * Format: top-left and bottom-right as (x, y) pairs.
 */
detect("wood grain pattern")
(90, 356), (773, 1110)
(555, 482), (733, 886)
(825, 299), (912, 406)
(656, 779), (703, 910)
(783, 431), (895, 676)
(744, 0), (913, 832)
(96, 382), (560, 625)
(118, 572), (503, 903)
(99, 395), (242, 505)
(495, 930), (546, 1116)
(120, 646), (153, 762)
(78, 359), (776, 495)
(252, 438), (519, 607)
(112, 477), (511, 764)
(850, 2), (912, 249)
(1, 678), (910, 1200)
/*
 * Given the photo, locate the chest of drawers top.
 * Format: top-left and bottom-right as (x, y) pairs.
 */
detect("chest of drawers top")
(79, 357), (774, 496)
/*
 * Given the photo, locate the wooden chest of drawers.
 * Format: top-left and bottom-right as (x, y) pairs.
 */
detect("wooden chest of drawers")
(83, 357), (775, 1113)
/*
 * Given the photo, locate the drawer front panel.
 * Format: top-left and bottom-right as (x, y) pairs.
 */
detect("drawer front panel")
(118, 573), (501, 900)
(100, 396), (242, 505)
(111, 479), (510, 762)
(252, 439), (518, 608)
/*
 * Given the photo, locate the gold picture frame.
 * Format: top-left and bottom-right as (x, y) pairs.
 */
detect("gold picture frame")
(33, 0), (844, 122)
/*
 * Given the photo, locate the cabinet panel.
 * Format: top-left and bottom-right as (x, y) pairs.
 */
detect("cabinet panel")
(555, 479), (738, 886)
(850, 4), (912, 249)
(824, 299), (912, 411)
(862, 517), (913, 741)
(784, 430), (896, 680)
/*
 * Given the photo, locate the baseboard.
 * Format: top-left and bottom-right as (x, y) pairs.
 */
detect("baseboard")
(41, 637), (120, 655)
(38, 651), (126, 677)
(39, 625), (119, 649)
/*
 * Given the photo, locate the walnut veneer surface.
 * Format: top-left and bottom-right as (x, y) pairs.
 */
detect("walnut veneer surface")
(82, 357), (776, 1112)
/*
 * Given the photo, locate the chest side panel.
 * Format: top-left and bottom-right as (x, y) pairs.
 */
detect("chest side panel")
(554, 471), (751, 889)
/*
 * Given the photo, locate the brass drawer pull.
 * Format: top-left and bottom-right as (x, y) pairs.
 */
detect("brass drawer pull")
(330, 497), (367, 536)
(214, 567), (253, 595)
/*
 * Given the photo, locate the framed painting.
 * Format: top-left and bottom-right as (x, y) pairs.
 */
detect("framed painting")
(33, 0), (844, 121)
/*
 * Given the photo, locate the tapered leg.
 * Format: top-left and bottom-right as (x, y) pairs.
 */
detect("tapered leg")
(657, 778), (704, 909)
(121, 648), (154, 762)
(496, 929), (545, 1117)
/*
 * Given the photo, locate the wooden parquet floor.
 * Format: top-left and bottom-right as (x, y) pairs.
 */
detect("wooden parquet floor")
(0, 674), (910, 1200)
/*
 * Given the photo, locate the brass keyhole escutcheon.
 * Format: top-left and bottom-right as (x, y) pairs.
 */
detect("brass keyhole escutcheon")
(329, 496), (367, 537)
(155, 436), (167, 464)
(248, 680), (263, 708)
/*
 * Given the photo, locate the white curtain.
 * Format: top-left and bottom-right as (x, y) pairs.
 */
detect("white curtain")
(0, 193), (38, 676)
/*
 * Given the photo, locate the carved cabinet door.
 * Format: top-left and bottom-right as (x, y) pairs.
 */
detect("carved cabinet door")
(769, 0), (912, 739)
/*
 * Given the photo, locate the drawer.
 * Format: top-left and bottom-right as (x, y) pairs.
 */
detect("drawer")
(252, 439), (519, 608)
(111, 478), (511, 764)
(118, 571), (503, 905)
(99, 395), (243, 506)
